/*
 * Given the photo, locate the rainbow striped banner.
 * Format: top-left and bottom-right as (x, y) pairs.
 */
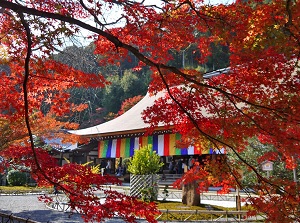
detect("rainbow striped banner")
(98, 133), (225, 158)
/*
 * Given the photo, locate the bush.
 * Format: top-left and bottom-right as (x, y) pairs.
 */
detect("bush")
(7, 169), (27, 186)
(127, 145), (164, 175)
(140, 185), (158, 202)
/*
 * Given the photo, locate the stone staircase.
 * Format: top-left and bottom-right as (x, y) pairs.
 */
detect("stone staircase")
(158, 173), (183, 186)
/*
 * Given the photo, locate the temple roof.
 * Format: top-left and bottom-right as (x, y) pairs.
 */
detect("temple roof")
(68, 90), (167, 139)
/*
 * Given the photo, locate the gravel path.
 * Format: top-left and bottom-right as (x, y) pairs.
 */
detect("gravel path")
(0, 194), (143, 223)
(0, 194), (84, 222)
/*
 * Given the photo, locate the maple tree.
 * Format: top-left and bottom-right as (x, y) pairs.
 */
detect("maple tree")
(0, 0), (299, 222)
(115, 95), (144, 117)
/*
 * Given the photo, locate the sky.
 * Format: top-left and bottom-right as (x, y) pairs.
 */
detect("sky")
(64, 0), (235, 48)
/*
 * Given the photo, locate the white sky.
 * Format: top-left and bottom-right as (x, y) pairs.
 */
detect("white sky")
(66, 0), (235, 48)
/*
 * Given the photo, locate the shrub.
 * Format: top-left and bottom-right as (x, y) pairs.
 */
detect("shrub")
(127, 145), (164, 175)
(140, 185), (158, 202)
(7, 169), (27, 186)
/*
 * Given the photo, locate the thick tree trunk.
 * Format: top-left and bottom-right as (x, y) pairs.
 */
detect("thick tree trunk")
(182, 181), (200, 206)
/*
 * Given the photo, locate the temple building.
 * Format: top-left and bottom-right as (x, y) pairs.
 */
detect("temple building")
(68, 69), (228, 172)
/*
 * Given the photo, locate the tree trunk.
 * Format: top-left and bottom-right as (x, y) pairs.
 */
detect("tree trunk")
(182, 181), (200, 206)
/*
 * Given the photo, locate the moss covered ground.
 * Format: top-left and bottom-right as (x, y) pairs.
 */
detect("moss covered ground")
(0, 186), (51, 194)
(155, 200), (253, 221)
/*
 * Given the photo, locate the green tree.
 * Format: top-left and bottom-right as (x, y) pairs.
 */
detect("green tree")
(228, 137), (299, 191)
(127, 145), (163, 175)
(121, 70), (148, 99)
(102, 75), (123, 114)
(7, 169), (27, 186)
(128, 145), (164, 202)
(103, 70), (150, 117)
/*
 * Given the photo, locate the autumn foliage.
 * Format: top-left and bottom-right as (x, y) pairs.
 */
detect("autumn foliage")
(0, 0), (299, 222)
(0, 146), (159, 222)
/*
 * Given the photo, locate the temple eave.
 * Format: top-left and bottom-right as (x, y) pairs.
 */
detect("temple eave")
(85, 127), (174, 141)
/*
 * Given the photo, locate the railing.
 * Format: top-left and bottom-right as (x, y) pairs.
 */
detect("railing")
(157, 188), (243, 202)
(158, 174), (183, 186)
(200, 192), (237, 202)
(46, 194), (78, 213)
(157, 188), (182, 200)
(156, 209), (262, 222)
(0, 212), (39, 223)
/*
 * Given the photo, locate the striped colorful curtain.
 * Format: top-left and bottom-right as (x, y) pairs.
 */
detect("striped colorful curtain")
(98, 133), (225, 158)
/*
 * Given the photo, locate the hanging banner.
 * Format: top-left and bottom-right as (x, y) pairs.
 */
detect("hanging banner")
(98, 133), (225, 158)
